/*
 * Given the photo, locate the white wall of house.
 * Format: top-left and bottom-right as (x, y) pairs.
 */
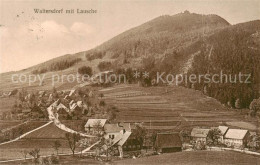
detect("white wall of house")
(104, 132), (120, 139)
(224, 139), (243, 147)
(193, 137), (207, 143)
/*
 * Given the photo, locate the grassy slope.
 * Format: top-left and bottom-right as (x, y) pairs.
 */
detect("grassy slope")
(0, 13), (230, 92)
(0, 123), (77, 161)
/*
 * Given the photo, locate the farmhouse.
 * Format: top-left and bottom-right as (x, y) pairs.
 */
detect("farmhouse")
(104, 123), (131, 139)
(69, 89), (76, 96)
(191, 128), (210, 143)
(84, 119), (107, 133)
(64, 95), (70, 100)
(224, 129), (250, 148)
(155, 132), (182, 153)
(105, 129), (138, 158)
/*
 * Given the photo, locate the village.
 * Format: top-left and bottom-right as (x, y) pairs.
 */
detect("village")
(0, 77), (260, 164)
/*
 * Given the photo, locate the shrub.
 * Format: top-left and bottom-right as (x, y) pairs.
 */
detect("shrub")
(78, 66), (93, 76)
(99, 100), (106, 106)
(98, 61), (112, 71)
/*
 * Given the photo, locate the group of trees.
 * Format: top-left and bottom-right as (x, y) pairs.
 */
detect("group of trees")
(86, 51), (105, 61)
(188, 23), (260, 109)
(20, 148), (59, 164)
(78, 66), (93, 76)
(249, 98), (260, 117)
(32, 58), (82, 74)
(97, 61), (112, 71)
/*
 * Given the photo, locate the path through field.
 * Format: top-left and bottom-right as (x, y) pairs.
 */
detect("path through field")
(0, 121), (53, 146)
(47, 102), (96, 138)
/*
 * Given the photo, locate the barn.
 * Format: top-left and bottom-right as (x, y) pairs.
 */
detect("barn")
(155, 132), (182, 153)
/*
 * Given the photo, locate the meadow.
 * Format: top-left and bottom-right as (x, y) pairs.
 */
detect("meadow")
(115, 151), (260, 165)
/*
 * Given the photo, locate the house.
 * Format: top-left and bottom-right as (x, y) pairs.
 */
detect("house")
(69, 89), (76, 96)
(104, 123), (142, 155)
(76, 101), (83, 108)
(89, 91), (94, 97)
(104, 123), (131, 140)
(104, 129), (134, 158)
(155, 133), (182, 153)
(84, 119), (107, 134)
(191, 128), (210, 143)
(48, 94), (53, 101)
(64, 95), (70, 100)
(218, 126), (229, 143)
(38, 91), (46, 98)
(224, 129), (250, 148)
(70, 103), (83, 117)
(25, 94), (31, 101)
(57, 103), (69, 113)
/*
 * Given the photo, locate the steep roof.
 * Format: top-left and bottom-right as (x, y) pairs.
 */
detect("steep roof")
(104, 123), (131, 133)
(118, 131), (132, 146)
(104, 130), (132, 150)
(224, 129), (248, 140)
(191, 128), (210, 138)
(85, 119), (107, 128)
(218, 126), (229, 135)
(155, 132), (182, 148)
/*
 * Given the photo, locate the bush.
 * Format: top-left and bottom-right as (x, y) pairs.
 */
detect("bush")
(78, 66), (93, 76)
(32, 58), (81, 74)
(32, 68), (48, 74)
(98, 61), (112, 71)
(99, 100), (106, 106)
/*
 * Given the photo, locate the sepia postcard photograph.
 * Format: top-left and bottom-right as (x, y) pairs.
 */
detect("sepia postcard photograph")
(0, 0), (259, 164)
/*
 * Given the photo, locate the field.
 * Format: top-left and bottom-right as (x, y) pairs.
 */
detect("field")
(0, 139), (72, 161)
(98, 84), (258, 132)
(23, 123), (68, 139)
(0, 123), (78, 161)
(0, 121), (22, 130)
(0, 97), (16, 113)
(114, 151), (260, 165)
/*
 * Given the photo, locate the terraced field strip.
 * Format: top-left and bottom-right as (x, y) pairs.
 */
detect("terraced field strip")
(0, 121), (22, 130)
(104, 91), (151, 98)
(115, 95), (163, 100)
(118, 115), (181, 119)
(115, 101), (168, 104)
(118, 111), (179, 115)
(226, 121), (258, 130)
(114, 104), (172, 109)
(185, 118), (238, 122)
(99, 85), (131, 92)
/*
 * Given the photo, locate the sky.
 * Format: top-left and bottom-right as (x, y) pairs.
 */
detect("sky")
(0, 0), (259, 73)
